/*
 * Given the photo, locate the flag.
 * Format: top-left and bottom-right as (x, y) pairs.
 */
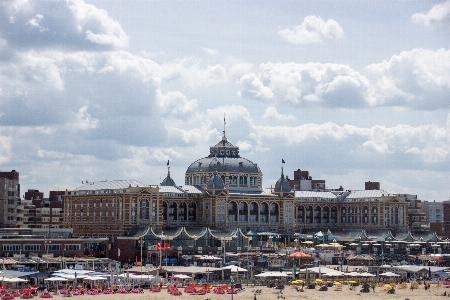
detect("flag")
(282, 159), (285, 164)
(224, 113), (226, 125)
(157, 242), (162, 251)
(167, 160), (169, 166)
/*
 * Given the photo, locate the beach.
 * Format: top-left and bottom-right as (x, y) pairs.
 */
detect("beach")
(28, 283), (448, 300)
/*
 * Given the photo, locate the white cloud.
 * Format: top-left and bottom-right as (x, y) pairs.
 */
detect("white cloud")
(157, 90), (198, 119)
(68, 0), (129, 49)
(239, 62), (375, 108)
(0, 0), (129, 50)
(71, 106), (99, 130)
(365, 48), (450, 109)
(238, 73), (274, 101)
(161, 59), (229, 89)
(0, 50), (65, 98)
(26, 14), (47, 32)
(0, 135), (12, 164)
(278, 15), (344, 44)
(255, 120), (450, 165)
(202, 47), (219, 55)
(411, 0), (450, 25)
(262, 107), (296, 122)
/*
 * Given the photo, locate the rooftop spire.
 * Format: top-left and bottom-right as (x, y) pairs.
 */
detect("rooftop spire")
(161, 159), (176, 186)
(223, 112), (226, 138)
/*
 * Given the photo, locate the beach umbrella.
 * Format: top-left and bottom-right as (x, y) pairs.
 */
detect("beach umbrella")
(289, 252), (312, 258)
(289, 251), (312, 267)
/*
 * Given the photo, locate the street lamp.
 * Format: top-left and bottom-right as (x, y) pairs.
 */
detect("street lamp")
(222, 238), (226, 266)
(246, 240), (250, 280)
(45, 239), (51, 269)
(139, 237), (144, 274)
(431, 243), (439, 265)
(230, 276), (235, 300)
(159, 231), (165, 267)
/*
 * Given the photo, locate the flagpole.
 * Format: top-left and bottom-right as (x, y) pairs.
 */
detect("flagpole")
(223, 112), (226, 137)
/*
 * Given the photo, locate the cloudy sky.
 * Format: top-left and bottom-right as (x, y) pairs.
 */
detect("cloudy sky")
(0, 0), (449, 201)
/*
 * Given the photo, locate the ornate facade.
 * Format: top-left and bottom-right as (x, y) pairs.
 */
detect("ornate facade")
(62, 132), (409, 240)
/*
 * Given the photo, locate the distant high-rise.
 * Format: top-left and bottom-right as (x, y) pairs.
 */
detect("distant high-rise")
(0, 170), (20, 227)
(365, 181), (380, 190)
(287, 168), (327, 191)
(49, 191), (65, 202)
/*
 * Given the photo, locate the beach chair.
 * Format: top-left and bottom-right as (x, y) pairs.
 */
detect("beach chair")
(382, 284), (392, 292)
(334, 284), (342, 291)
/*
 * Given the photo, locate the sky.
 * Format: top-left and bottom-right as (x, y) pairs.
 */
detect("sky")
(0, 0), (449, 201)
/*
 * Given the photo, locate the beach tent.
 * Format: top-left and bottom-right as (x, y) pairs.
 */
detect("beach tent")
(297, 267), (337, 275)
(222, 266), (247, 272)
(173, 274), (191, 279)
(6, 278), (27, 282)
(255, 271), (288, 277)
(379, 272), (400, 277)
(83, 276), (108, 281)
(323, 271), (345, 277)
(44, 277), (68, 282)
(198, 255), (222, 260)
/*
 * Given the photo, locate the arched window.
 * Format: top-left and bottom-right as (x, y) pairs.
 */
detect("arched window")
(140, 199), (149, 219)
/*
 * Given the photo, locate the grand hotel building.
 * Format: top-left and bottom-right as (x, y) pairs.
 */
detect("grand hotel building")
(63, 132), (409, 241)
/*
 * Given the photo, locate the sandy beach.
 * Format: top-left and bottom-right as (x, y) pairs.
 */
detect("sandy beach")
(29, 283), (448, 300)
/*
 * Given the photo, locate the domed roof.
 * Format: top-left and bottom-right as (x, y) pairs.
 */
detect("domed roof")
(274, 168), (291, 193)
(186, 134), (261, 174)
(206, 172), (225, 190)
(187, 156), (260, 174)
